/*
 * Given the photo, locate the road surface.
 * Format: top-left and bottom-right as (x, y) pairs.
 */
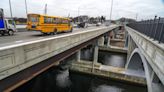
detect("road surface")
(0, 26), (101, 47)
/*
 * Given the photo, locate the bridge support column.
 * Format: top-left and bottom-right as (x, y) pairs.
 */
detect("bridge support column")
(106, 36), (110, 47)
(93, 43), (98, 63)
(98, 36), (104, 46)
(124, 32), (128, 48)
(76, 50), (81, 62)
(92, 40), (99, 72)
(149, 67), (164, 92)
(127, 35), (132, 60)
(127, 35), (137, 61)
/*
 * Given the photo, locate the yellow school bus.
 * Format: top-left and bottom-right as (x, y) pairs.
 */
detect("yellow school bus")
(27, 14), (73, 34)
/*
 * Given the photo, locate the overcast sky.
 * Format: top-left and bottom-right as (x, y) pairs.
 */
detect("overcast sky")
(0, 0), (164, 20)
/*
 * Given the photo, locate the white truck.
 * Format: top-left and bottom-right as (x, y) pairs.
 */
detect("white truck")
(0, 8), (17, 36)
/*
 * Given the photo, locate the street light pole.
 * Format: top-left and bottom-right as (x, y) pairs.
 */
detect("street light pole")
(9, 0), (13, 18)
(135, 13), (138, 21)
(109, 0), (113, 20)
(78, 7), (80, 22)
(25, 0), (28, 16)
(44, 4), (47, 15)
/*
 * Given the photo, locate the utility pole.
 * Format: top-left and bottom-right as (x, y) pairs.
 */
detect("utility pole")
(109, 0), (113, 21)
(78, 7), (80, 22)
(68, 13), (70, 18)
(9, 0), (13, 18)
(25, 0), (28, 16)
(44, 4), (47, 15)
(135, 13), (138, 21)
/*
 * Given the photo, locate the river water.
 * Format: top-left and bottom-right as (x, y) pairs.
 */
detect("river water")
(80, 47), (127, 68)
(98, 51), (127, 68)
(13, 47), (147, 92)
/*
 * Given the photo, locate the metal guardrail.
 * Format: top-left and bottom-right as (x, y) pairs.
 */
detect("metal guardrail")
(127, 16), (164, 43)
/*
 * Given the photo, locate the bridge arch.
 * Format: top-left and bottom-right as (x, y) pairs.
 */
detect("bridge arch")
(125, 48), (152, 92)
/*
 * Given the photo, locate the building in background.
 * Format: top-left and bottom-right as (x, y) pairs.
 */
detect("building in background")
(13, 17), (27, 25)
(72, 15), (89, 23)
(115, 17), (136, 25)
(72, 15), (105, 24)
(5, 17), (27, 25)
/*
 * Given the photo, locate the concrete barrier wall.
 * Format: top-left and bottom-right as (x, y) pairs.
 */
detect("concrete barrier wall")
(126, 26), (164, 85)
(0, 25), (118, 80)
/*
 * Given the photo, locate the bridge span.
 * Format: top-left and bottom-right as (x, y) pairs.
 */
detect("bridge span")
(125, 26), (164, 92)
(0, 24), (164, 92)
(0, 25), (118, 91)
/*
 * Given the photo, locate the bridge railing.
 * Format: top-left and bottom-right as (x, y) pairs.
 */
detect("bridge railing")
(127, 16), (164, 43)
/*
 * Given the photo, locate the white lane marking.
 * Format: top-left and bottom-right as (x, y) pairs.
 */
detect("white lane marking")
(38, 37), (44, 39)
(15, 40), (23, 43)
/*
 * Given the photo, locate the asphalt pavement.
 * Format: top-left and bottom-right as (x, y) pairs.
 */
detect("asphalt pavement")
(0, 26), (100, 47)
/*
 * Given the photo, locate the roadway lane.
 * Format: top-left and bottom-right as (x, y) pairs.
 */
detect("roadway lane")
(0, 26), (101, 47)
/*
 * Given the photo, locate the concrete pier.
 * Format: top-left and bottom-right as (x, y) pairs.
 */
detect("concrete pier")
(92, 41), (99, 72)
(106, 36), (110, 47)
(71, 60), (146, 85)
(98, 37), (105, 46)
(99, 46), (127, 54)
(76, 50), (81, 62)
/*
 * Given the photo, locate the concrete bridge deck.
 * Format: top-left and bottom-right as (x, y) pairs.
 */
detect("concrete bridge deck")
(0, 25), (118, 91)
